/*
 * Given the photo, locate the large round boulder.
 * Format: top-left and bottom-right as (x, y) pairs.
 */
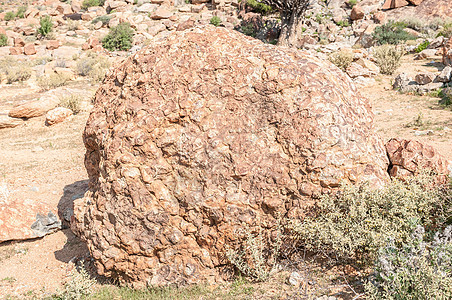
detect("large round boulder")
(71, 26), (389, 286)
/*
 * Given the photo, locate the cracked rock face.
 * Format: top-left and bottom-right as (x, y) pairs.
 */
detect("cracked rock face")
(71, 26), (389, 286)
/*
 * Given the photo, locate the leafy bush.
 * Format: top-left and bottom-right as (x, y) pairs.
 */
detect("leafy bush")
(0, 58), (32, 83)
(75, 55), (110, 82)
(289, 174), (450, 266)
(210, 16), (221, 27)
(102, 22), (134, 51)
(366, 226), (452, 299)
(329, 50), (353, 72)
(37, 73), (71, 90)
(374, 44), (404, 75)
(0, 34), (7, 47)
(82, 0), (105, 10)
(60, 95), (82, 114)
(415, 40), (431, 53)
(16, 6), (27, 19)
(91, 15), (112, 26)
(373, 21), (416, 45)
(4, 11), (15, 21)
(240, 23), (256, 37)
(347, 0), (357, 8)
(38, 16), (53, 37)
(337, 19), (350, 27)
(439, 87), (452, 106)
(246, 0), (272, 15)
(437, 23), (452, 38)
(57, 265), (96, 300)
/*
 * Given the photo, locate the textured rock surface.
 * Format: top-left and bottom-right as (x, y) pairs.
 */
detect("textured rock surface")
(45, 107), (73, 126)
(8, 95), (60, 119)
(385, 0), (452, 19)
(386, 138), (451, 182)
(71, 26), (389, 286)
(443, 38), (452, 67)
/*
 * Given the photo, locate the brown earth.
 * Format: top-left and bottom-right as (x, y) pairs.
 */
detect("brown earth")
(0, 54), (450, 298)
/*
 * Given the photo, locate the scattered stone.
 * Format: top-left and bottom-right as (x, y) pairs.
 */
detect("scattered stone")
(443, 37), (452, 66)
(351, 6), (365, 20)
(30, 212), (62, 238)
(382, 0), (409, 9)
(372, 11), (387, 24)
(46, 107), (73, 125)
(24, 43), (36, 55)
(46, 40), (60, 50)
(346, 62), (373, 78)
(8, 95), (60, 119)
(288, 271), (304, 287)
(14, 37), (25, 47)
(71, 26), (390, 287)
(150, 7), (173, 20)
(415, 72), (436, 85)
(417, 82), (443, 93)
(386, 138), (451, 182)
(438, 66), (452, 82)
(9, 47), (23, 55)
(414, 49), (437, 60)
(0, 116), (23, 129)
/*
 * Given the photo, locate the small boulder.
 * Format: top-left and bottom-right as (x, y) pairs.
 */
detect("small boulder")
(150, 7), (173, 20)
(8, 95), (60, 119)
(24, 43), (36, 55)
(46, 40), (60, 50)
(415, 72), (436, 85)
(437, 66), (452, 82)
(46, 107), (73, 125)
(382, 0), (409, 9)
(414, 49), (437, 60)
(9, 47), (23, 55)
(14, 37), (25, 47)
(0, 116), (23, 129)
(350, 6), (365, 20)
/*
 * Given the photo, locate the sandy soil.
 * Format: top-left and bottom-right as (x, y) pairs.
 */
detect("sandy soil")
(0, 55), (450, 299)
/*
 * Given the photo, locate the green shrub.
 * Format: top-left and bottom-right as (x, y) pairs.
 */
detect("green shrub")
(0, 58), (32, 83)
(373, 21), (416, 45)
(337, 19), (350, 27)
(329, 50), (353, 72)
(210, 16), (221, 27)
(38, 16), (53, 37)
(16, 6), (27, 19)
(102, 22), (134, 51)
(0, 34), (7, 47)
(348, 0), (357, 8)
(289, 174), (450, 266)
(4, 11), (15, 21)
(91, 15), (112, 26)
(437, 23), (452, 38)
(82, 0), (105, 10)
(374, 44), (404, 75)
(365, 226), (452, 299)
(246, 0), (272, 15)
(415, 40), (431, 53)
(439, 87), (452, 106)
(240, 23), (256, 37)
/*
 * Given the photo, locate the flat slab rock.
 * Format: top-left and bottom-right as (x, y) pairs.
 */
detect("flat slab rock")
(71, 25), (390, 287)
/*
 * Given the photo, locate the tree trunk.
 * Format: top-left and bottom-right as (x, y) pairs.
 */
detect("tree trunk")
(277, 11), (303, 47)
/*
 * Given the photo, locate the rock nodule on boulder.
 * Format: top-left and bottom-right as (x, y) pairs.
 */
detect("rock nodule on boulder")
(71, 26), (389, 287)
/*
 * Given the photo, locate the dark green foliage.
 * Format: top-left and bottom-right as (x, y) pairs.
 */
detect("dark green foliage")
(82, 0), (105, 10)
(102, 22), (134, 51)
(91, 15), (113, 25)
(210, 16), (221, 27)
(0, 34), (7, 47)
(4, 11), (15, 21)
(373, 21), (416, 45)
(38, 16), (53, 37)
(437, 23), (452, 38)
(415, 40), (430, 53)
(246, 0), (272, 15)
(240, 23), (256, 37)
(439, 87), (452, 106)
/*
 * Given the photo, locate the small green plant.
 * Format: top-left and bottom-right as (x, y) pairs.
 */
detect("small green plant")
(210, 16), (221, 27)
(1, 277), (16, 283)
(60, 95), (82, 114)
(91, 15), (112, 26)
(102, 22), (134, 51)
(329, 50), (353, 72)
(56, 264), (96, 300)
(415, 40), (431, 53)
(37, 73), (71, 90)
(289, 174), (450, 267)
(4, 11), (15, 21)
(82, 0), (104, 10)
(240, 23), (256, 37)
(245, 0), (272, 15)
(38, 16), (53, 37)
(0, 34), (7, 47)
(16, 6), (27, 19)
(347, 0), (357, 8)
(365, 226), (452, 300)
(374, 44), (404, 75)
(0, 58), (32, 83)
(437, 22), (452, 38)
(337, 19), (350, 27)
(226, 221), (282, 282)
(373, 21), (416, 45)
(439, 87), (452, 106)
